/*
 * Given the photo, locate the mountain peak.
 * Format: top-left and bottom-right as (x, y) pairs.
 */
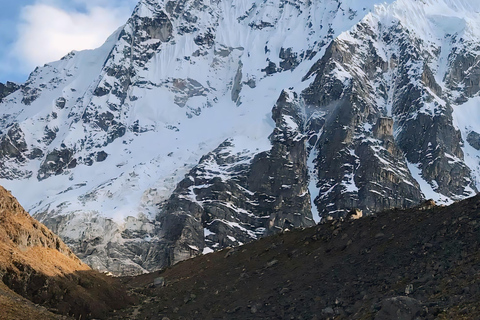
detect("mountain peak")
(370, 0), (480, 41)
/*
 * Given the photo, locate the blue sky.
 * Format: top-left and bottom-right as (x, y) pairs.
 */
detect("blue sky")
(0, 0), (138, 84)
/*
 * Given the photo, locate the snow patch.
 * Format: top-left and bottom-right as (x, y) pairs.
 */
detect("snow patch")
(406, 161), (453, 205)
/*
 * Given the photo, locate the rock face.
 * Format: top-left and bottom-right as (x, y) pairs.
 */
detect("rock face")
(0, 186), (81, 263)
(467, 131), (480, 150)
(0, 0), (480, 274)
(299, 1), (479, 218)
(155, 91), (314, 266)
(0, 82), (20, 102)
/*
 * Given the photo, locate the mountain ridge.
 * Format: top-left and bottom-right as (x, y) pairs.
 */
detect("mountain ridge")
(0, 0), (480, 274)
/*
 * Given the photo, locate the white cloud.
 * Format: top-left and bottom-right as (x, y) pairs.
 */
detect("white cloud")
(12, 2), (134, 72)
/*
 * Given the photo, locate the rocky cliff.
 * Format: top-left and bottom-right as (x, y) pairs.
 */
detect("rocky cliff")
(0, 0), (479, 274)
(301, 1), (479, 218)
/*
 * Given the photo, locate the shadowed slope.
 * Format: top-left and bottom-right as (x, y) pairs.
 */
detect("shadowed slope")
(0, 281), (67, 320)
(115, 195), (480, 319)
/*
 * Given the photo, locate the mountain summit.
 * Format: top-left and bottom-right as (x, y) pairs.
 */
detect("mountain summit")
(0, 0), (479, 274)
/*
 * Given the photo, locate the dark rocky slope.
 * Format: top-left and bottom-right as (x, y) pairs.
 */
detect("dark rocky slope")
(0, 281), (67, 320)
(113, 195), (480, 319)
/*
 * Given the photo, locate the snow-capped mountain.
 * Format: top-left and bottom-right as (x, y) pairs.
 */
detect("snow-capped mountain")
(1, 0), (479, 275)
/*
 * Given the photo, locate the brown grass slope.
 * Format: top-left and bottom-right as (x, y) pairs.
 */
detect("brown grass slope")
(0, 186), (132, 319)
(115, 196), (480, 320)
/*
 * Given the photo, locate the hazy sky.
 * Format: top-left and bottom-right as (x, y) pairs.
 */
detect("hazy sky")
(0, 0), (138, 84)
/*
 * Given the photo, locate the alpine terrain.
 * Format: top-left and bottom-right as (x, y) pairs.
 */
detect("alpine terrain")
(0, 186), (131, 319)
(0, 0), (480, 275)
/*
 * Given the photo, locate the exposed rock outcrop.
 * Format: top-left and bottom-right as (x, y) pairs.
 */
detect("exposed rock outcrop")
(37, 148), (76, 180)
(0, 82), (20, 103)
(155, 90), (314, 263)
(297, 7), (478, 218)
(467, 131), (480, 150)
